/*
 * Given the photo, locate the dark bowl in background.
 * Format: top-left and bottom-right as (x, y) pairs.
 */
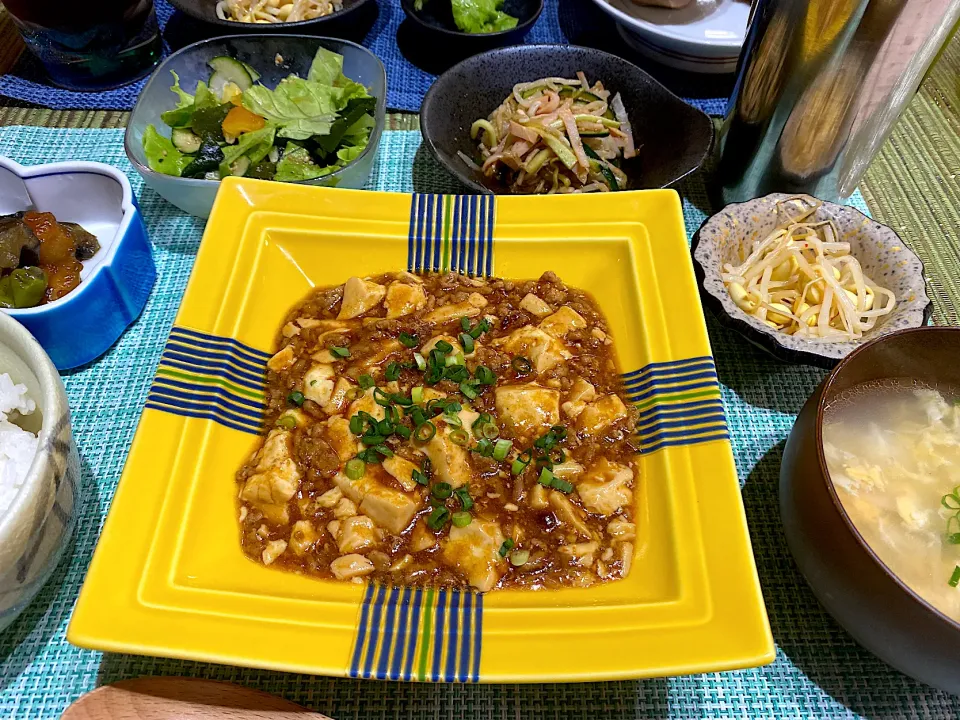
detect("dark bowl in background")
(399, 0), (542, 58)
(167, 0), (374, 35)
(420, 44), (713, 194)
(780, 326), (960, 695)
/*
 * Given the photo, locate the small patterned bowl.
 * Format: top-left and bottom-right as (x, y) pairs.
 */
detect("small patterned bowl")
(691, 193), (932, 368)
(0, 156), (156, 370)
(0, 311), (79, 632)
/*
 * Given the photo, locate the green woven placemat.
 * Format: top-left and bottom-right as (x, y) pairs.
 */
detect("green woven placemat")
(0, 126), (957, 719)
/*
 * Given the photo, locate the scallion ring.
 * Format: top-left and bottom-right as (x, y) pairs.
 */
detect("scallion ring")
(344, 458), (365, 480)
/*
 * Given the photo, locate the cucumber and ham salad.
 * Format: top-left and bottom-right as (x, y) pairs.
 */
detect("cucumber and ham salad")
(464, 73), (635, 194)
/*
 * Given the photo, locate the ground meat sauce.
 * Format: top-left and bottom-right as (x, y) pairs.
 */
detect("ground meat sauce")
(236, 271), (641, 592)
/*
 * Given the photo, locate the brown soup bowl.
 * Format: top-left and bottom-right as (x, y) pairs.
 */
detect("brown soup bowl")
(781, 326), (960, 695)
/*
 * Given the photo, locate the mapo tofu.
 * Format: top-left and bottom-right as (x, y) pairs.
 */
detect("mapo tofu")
(237, 271), (640, 592)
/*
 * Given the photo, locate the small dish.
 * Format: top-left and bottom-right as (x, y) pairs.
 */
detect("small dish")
(125, 35), (387, 218)
(69, 181), (773, 682)
(0, 311), (79, 631)
(691, 193), (932, 368)
(0, 157), (156, 371)
(781, 327), (960, 694)
(591, 0), (749, 75)
(399, 0), (542, 58)
(420, 44), (713, 194)
(167, 0), (374, 35)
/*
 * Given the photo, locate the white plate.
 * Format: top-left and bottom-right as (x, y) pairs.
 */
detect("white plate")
(592, 0), (750, 66)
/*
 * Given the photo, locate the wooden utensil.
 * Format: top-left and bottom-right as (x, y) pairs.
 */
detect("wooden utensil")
(61, 677), (334, 720)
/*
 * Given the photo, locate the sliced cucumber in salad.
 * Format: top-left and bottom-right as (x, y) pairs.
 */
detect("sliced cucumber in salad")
(207, 56), (254, 96)
(171, 127), (202, 154)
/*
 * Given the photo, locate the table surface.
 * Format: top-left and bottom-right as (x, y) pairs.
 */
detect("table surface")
(1, 6), (960, 718)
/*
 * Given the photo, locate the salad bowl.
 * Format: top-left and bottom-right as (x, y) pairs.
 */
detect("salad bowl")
(126, 35), (387, 218)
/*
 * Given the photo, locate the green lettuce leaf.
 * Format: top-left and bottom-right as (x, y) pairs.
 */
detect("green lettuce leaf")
(452, 0), (518, 33)
(274, 143), (334, 182)
(336, 143), (366, 165)
(242, 77), (340, 140)
(142, 124), (193, 177)
(307, 46), (345, 86)
(161, 77), (218, 128)
(219, 125), (277, 177)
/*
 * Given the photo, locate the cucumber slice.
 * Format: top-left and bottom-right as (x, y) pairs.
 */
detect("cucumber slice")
(228, 155), (251, 177)
(240, 60), (261, 83)
(171, 127), (202, 154)
(207, 56), (253, 95)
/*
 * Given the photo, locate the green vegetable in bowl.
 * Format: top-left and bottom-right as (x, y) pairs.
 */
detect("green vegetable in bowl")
(414, 0), (518, 33)
(142, 47), (376, 184)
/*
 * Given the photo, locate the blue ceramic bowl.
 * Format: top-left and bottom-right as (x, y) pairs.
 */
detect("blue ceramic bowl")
(0, 157), (156, 370)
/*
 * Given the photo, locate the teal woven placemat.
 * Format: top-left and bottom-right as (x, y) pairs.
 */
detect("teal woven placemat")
(0, 126), (956, 719)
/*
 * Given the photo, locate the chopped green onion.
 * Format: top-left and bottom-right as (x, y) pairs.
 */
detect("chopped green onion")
(356, 448), (381, 463)
(426, 506), (450, 530)
(444, 366), (469, 382)
(469, 318), (490, 340)
(426, 398), (447, 415)
(444, 412), (463, 429)
(450, 428), (470, 446)
(358, 374), (375, 390)
(414, 352), (427, 370)
(445, 352), (465, 367)
(412, 468), (429, 486)
(475, 438), (493, 457)
(482, 422), (500, 440)
(345, 458), (365, 480)
(377, 419), (394, 435)
(385, 362), (402, 381)
(373, 387), (392, 407)
(410, 407), (427, 427)
(412, 386), (425, 405)
(511, 356), (532, 374)
(460, 317), (471, 332)
(374, 444), (394, 458)
(459, 333), (475, 354)
(460, 381), (479, 400)
(425, 364), (443, 385)
(511, 456), (530, 475)
(949, 533), (960, 545)
(509, 549), (530, 566)
(498, 539), (515, 557)
(552, 477), (574, 493)
(454, 487), (473, 510)
(452, 511), (472, 528)
(445, 401), (462, 413)
(361, 433), (386, 446)
(474, 365), (496, 385)
(435, 340), (453, 354)
(951, 566), (960, 588)
(551, 425), (568, 439)
(395, 424), (412, 439)
(330, 346), (350, 358)
(276, 415), (296, 430)
(472, 413), (492, 431)
(432, 482), (453, 500)
(538, 467), (555, 486)
(549, 447), (566, 464)
(493, 439), (513, 461)
(414, 421), (436, 442)
(399, 332), (419, 348)
(349, 415), (363, 435)
(287, 390), (305, 407)
(392, 394), (413, 407)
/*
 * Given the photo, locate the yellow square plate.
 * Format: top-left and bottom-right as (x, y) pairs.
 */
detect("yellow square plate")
(69, 179), (773, 682)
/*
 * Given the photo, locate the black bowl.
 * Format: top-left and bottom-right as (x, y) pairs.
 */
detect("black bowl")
(420, 45), (713, 194)
(399, 0), (542, 56)
(167, 0), (374, 35)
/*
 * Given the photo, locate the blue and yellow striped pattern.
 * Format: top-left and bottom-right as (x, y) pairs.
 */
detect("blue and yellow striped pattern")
(623, 357), (729, 454)
(350, 583), (482, 682)
(145, 326), (268, 435)
(407, 194), (495, 277)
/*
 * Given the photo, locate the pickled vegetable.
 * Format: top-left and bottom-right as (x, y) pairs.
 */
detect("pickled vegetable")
(222, 105), (265, 138)
(10, 267), (47, 308)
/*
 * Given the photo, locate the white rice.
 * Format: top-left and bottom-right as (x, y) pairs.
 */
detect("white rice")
(0, 373), (38, 516)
